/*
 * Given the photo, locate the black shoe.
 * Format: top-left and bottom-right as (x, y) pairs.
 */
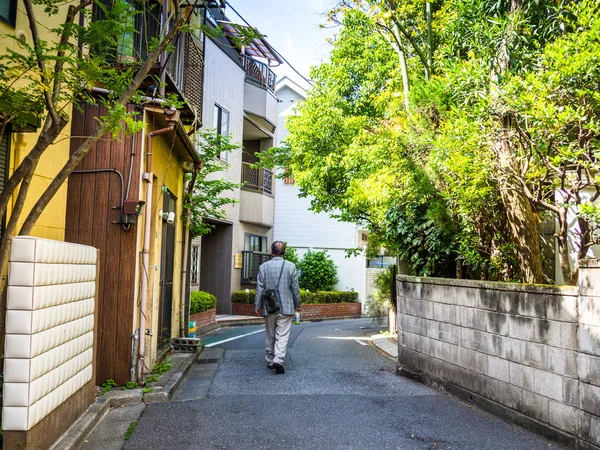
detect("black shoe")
(267, 363), (274, 369)
(272, 362), (285, 374)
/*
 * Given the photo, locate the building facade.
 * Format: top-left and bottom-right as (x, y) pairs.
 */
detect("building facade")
(189, 5), (281, 314)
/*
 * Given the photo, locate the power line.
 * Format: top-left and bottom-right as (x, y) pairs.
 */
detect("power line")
(223, 0), (313, 87)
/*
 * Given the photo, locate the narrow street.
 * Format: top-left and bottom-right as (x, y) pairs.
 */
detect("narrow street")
(122, 319), (561, 450)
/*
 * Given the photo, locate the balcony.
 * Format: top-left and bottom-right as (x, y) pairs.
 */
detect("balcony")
(243, 56), (276, 92)
(165, 33), (204, 123)
(241, 251), (271, 284)
(242, 162), (273, 195)
(240, 163), (274, 227)
(243, 57), (278, 126)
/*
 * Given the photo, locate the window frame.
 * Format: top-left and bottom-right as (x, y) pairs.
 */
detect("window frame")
(0, 0), (17, 27)
(244, 233), (268, 254)
(214, 104), (230, 161)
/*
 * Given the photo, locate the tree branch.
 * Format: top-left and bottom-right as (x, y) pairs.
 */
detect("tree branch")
(22, 0), (60, 125)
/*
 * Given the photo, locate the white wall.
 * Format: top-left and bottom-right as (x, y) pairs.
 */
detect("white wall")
(3, 237), (97, 431)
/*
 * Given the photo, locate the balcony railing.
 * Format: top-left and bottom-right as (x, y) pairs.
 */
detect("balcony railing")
(241, 251), (271, 284)
(166, 33), (204, 120)
(242, 162), (273, 195)
(243, 56), (276, 92)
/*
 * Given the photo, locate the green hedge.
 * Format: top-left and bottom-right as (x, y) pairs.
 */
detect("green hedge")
(190, 291), (217, 315)
(231, 290), (359, 305)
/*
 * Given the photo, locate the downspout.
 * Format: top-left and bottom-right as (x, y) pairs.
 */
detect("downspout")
(179, 160), (203, 337)
(138, 123), (176, 384)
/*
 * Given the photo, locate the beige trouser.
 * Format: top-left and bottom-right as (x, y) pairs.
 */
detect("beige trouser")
(264, 313), (293, 365)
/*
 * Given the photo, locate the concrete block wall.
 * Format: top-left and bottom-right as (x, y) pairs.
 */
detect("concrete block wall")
(396, 260), (600, 449)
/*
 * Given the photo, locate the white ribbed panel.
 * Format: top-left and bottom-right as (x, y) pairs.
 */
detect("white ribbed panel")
(3, 237), (97, 431)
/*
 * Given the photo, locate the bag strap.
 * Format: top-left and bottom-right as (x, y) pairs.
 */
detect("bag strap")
(274, 260), (286, 290)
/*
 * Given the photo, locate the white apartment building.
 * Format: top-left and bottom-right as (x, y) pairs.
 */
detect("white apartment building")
(189, 4), (281, 313)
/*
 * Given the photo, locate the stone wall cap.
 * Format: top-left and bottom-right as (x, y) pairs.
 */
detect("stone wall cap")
(579, 258), (600, 268)
(396, 274), (580, 296)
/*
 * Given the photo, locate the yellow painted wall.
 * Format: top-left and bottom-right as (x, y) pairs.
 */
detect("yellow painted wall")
(0, 2), (75, 242)
(136, 116), (187, 368)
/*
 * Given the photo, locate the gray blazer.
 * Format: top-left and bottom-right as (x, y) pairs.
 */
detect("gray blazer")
(254, 257), (301, 316)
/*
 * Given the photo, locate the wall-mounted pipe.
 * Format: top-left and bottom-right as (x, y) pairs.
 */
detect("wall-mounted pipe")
(179, 160), (203, 337)
(138, 123), (175, 384)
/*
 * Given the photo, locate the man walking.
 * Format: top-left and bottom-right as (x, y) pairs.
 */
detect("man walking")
(255, 241), (301, 374)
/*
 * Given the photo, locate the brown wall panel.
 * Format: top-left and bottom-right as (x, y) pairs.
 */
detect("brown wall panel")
(66, 102), (141, 385)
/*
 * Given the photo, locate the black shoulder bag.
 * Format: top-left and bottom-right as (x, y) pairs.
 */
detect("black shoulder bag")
(262, 261), (286, 314)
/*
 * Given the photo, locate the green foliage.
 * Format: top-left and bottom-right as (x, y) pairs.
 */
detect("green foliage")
(151, 358), (173, 375)
(124, 420), (138, 440)
(101, 379), (118, 395)
(142, 387), (153, 394)
(365, 266), (395, 318)
(189, 290), (217, 315)
(123, 381), (138, 390)
(187, 130), (241, 237)
(300, 290), (359, 304)
(231, 289), (359, 304)
(283, 243), (300, 266)
(275, 0), (600, 284)
(298, 250), (339, 291)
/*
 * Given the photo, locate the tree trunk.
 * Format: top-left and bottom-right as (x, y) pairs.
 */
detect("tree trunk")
(496, 138), (545, 284)
(557, 208), (575, 285)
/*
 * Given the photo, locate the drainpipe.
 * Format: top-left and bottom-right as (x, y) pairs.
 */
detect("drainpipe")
(138, 122), (176, 384)
(179, 160), (203, 337)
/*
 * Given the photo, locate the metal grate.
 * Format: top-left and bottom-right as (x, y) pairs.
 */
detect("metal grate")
(197, 358), (220, 364)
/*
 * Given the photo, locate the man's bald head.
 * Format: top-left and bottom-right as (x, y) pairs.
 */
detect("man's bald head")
(271, 241), (286, 257)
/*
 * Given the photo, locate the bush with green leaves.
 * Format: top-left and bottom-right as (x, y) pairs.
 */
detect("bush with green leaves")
(190, 291), (217, 315)
(297, 250), (338, 291)
(283, 243), (300, 266)
(232, 289), (357, 304)
(365, 266), (395, 318)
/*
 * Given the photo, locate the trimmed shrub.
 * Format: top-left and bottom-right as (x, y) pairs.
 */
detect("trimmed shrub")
(301, 290), (359, 304)
(232, 290), (256, 304)
(190, 291), (216, 314)
(298, 250), (338, 291)
(231, 290), (358, 305)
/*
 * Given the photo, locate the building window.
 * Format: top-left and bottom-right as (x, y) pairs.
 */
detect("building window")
(0, 0), (17, 27)
(214, 104), (230, 161)
(191, 245), (199, 284)
(241, 234), (270, 284)
(244, 234), (268, 253)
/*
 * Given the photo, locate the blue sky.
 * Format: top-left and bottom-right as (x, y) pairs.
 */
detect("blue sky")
(225, 0), (335, 88)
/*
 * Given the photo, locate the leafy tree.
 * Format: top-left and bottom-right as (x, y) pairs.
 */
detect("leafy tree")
(187, 130), (240, 237)
(298, 250), (339, 291)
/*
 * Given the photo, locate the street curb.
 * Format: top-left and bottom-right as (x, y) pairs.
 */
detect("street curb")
(144, 348), (202, 403)
(48, 398), (110, 450)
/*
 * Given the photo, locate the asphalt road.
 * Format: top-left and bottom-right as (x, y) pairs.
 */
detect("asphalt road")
(124, 318), (561, 450)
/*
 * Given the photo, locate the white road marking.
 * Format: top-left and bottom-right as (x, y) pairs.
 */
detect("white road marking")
(205, 329), (264, 347)
(354, 339), (369, 346)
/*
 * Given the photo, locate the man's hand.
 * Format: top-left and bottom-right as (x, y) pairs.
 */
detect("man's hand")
(296, 307), (302, 312)
(255, 310), (261, 316)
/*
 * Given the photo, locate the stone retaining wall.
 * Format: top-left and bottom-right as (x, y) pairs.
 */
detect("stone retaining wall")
(232, 302), (361, 319)
(396, 259), (600, 450)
